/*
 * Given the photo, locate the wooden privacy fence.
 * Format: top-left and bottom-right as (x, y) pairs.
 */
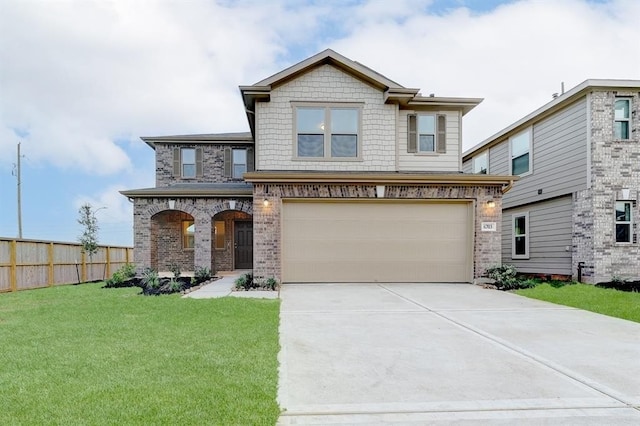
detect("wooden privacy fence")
(0, 238), (133, 293)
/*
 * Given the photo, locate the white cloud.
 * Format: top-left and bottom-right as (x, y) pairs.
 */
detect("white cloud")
(1, 0), (638, 174)
(331, 0), (640, 148)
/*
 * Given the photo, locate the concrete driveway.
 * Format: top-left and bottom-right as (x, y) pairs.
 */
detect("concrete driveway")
(277, 283), (640, 425)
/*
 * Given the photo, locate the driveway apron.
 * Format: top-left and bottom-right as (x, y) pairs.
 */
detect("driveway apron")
(277, 283), (640, 425)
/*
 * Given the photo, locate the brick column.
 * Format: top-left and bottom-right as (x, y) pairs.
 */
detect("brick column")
(194, 214), (212, 271)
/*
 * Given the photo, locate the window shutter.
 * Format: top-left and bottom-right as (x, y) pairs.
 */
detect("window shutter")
(436, 114), (446, 153)
(407, 114), (417, 153)
(247, 147), (255, 172)
(436, 114), (447, 154)
(195, 147), (203, 177)
(173, 147), (180, 177)
(223, 147), (232, 177)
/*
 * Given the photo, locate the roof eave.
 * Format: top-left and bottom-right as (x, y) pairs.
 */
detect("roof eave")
(243, 171), (517, 187)
(463, 78), (640, 159)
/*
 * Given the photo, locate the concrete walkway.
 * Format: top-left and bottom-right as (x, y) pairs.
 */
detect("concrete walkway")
(183, 270), (278, 299)
(277, 283), (640, 425)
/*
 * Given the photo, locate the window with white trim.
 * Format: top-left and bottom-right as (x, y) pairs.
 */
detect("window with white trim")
(295, 105), (360, 159)
(614, 99), (631, 140)
(183, 220), (195, 249)
(512, 213), (529, 259)
(407, 113), (446, 154)
(232, 149), (247, 179)
(510, 129), (531, 176)
(181, 148), (196, 178)
(615, 201), (633, 243)
(473, 152), (488, 174)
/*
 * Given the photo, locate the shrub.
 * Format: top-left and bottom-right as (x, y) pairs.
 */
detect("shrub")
(265, 277), (278, 291)
(169, 278), (182, 293)
(485, 265), (540, 291)
(194, 266), (212, 284)
(168, 263), (181, 278)
(235, 273), (255, 291)
(142, 268), (160, 289)
(104, 263), (137, 288)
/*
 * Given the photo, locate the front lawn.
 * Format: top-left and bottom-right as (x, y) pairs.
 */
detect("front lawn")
(0, 283), (281, 425)
(516, 283), (640, 323)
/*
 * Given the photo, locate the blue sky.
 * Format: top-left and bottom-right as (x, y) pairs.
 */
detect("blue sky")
(0, 0), (638, 247)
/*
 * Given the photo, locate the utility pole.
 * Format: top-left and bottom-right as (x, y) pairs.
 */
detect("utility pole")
(14, 142), (23, 238)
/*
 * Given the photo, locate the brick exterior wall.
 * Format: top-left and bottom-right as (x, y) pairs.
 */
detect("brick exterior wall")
(572, 189), (595, 282)
(133, 197), (253, 273)
(155, 143), (252, 186)
(255, 64), (397, 172)
(583, 90), (640, 282)
(252, 183), (503, 283)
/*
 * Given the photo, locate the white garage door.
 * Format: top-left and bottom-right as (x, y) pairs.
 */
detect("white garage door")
(281, 200), (473, 283)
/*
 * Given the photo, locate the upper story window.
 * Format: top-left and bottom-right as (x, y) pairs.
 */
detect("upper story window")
(473, 152), (488, 174)
(408, 113), (446, 153)
(614, 99), (631, 139)
(512, 212), (529, 259)
(183, 220), (195, 249)
(615, 201), (633, 243)
(232, 149), (247, 178)
(223, 147), (254, 179)
(173, 147), (202, 179)
(510, 129), (531, 176)
(295, 105), (360, 159)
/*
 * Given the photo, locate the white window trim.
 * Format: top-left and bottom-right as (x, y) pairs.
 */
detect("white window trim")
(614, 98), (631, 140)
(473, 151), (488, 174)
(417, 113), (437, 153)
(232, 149), (247, 179)
(181, 147), (196, 179)
(508, 127), (532, 177)
(292, 102), (363, 161)
(614, 200), (633, 244)
(512, 212), (530, 259)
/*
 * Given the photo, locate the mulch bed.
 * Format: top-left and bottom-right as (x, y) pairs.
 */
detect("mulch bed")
(595, 280), (640, 292)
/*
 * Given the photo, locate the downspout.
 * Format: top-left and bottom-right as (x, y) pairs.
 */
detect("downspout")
(502, 179), (515, 194)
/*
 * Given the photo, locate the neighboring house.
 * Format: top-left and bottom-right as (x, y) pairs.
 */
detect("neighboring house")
(462, 80), (640, 283)
(122, 49), (514, 283)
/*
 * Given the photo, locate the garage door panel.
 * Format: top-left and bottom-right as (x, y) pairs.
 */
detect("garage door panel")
(282, 201), (472, 283)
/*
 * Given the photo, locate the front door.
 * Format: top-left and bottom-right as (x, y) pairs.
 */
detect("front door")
(234, 221), (253, 269)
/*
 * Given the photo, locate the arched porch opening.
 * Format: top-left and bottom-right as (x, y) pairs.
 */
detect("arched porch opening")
(150, 209), (195, 272)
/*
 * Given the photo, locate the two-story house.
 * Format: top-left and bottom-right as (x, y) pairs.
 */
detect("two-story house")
(122, 49), (514, 284)
(462, 80), (640, 283)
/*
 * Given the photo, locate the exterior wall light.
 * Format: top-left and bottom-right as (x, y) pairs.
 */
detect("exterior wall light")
(263, 199), (269, 207)
(486, 200), (496, 208)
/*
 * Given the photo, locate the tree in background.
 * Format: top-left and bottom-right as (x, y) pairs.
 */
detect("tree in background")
(78, 203), (99, 265)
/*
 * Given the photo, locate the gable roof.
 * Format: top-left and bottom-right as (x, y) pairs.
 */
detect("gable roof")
(463, 79), (640, 161)
(240, 49), (482, 135)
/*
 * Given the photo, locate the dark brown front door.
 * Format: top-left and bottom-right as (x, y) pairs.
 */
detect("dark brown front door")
(234, 221), (253, 269)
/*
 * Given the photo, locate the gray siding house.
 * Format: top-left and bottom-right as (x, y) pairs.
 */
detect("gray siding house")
(463, 80), (640, 283)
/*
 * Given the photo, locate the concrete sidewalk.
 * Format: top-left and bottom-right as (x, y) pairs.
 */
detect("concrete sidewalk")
(277, 283), (640, 424)
(183, 270), (278, 299)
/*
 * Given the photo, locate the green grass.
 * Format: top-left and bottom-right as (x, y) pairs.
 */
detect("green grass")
(0, 283), (281, 425)
(516, 283), (640, 323)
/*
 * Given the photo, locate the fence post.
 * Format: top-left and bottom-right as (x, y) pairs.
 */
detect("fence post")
(106, 246), (111, 279)
(81, 251), (87, 283)
(10, 240), (17, 292)
(48, 242), (54, 287)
